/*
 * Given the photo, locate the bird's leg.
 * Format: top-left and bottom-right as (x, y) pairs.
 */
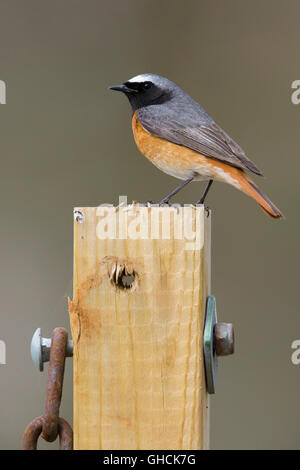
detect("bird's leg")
(196, 179), (213, 204)
(159, 176), (194, 205)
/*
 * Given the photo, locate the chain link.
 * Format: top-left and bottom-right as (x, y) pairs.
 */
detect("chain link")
(22, 327), (73, 450)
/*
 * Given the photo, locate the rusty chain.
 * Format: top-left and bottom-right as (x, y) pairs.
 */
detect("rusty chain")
(22, 327), (73, 450)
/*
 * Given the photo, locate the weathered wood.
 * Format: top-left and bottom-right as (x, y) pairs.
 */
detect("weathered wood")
(69, 205), (211, 450)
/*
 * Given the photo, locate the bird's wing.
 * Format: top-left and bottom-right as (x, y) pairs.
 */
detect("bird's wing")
(137, 107), (263, 175)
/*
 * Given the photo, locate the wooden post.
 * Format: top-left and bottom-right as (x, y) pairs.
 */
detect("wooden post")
(69, 204), (211, 450)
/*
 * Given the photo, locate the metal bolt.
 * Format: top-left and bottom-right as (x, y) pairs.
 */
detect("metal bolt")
(203, 295), (235, 394)
(30, 328), (73, 371)
(214, 322), (234, 356)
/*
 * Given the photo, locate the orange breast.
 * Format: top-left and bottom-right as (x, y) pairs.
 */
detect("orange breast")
(132, 111), (208, 180)
(131, 111), (242, 189)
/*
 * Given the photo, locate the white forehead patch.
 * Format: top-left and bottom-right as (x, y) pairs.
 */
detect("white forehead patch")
(128, 74), (154, 83)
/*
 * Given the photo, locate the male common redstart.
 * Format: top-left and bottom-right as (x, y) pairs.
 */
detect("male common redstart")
(110, 74), (283, 218)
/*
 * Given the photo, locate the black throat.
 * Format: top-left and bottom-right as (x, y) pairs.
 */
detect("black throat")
(122, 81), (172, 113)
(127, 91), (172, 113)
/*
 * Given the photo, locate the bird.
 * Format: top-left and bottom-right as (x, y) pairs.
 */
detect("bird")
(109, 73), (283, 219)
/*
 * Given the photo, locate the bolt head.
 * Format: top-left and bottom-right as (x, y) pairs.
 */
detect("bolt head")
(31, 328), (43, 371)
(214, 322), (234, 356)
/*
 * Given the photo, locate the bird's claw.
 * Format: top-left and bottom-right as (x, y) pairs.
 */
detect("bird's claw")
(193, 201), (210, 214)
(158, 199), (171, 206)
(204, 205), (210, 216)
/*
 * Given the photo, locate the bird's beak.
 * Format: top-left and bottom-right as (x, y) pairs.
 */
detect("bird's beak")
(109, 84), (137, 93)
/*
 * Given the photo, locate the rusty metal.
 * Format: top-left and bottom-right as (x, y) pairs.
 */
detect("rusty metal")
(22, 417), (73, 450)
(22, 417), (43, 450)
(214, 322), (234, 356)
(42, 328), (67, 441)
(22, 327), (73, 450)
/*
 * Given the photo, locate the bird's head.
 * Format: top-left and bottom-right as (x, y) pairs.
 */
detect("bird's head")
(109, 73), (178, 112)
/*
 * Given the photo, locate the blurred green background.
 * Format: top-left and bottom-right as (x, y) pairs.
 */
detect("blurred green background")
(0, 0), (299, 449)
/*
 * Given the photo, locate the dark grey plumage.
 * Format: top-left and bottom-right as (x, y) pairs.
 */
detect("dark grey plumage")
(115, 73), (262, 176)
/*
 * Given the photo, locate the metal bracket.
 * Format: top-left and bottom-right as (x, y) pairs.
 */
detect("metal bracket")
(31, 328), (73, 371)
(203, 295), (234, 394)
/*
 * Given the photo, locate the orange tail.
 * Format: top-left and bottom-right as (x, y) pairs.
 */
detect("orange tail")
(238, 174), (284, 219)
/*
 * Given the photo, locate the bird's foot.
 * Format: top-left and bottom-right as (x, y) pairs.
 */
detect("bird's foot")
(158, 198), (171, 206)
(193, 201), (210, 214)
(204, 205), (210, 216)
(196, 197), (205, 204)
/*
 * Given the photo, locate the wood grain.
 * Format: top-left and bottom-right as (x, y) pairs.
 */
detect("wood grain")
(69, 205), (211, 450)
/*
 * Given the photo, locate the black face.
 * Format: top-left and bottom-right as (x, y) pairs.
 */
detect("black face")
(109, 80), (170, 112)
(123, 80), (153, 93)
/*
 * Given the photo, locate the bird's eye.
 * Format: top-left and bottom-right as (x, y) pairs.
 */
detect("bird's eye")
(142, 81), (152, 90)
